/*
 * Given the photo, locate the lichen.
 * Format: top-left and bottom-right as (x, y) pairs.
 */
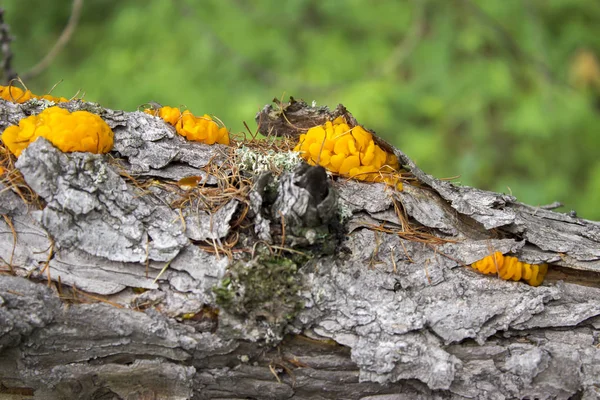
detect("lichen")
(235, 146), (302, 176)
(27, 97), (61, 109)
(337, 198), (354, 224)
(213, 255), (304, 330)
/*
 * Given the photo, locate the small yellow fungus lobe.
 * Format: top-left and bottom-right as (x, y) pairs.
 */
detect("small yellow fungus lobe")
(0, 85), (68, 103)
(470, 251), (548, 287)
(145, 106), (230, 146)
(177, 175), (203, 189)
(0, 86), (34, 103)
(293, 117), (402, 190)
(1, 106), (114, 157)
(144, 105), (182, 125)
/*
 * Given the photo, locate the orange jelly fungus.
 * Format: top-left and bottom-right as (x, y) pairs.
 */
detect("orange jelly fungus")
(145, 106), (230, 146)
(294, 117), (402, 190)
(1, 106), (114, 157)
(470, 251), (548, 287)
(0, 85), (69, 104)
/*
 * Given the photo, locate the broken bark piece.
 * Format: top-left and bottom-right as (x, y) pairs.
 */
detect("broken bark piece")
(16, 138), (188, 263)
(184, 199), (239, 242)
(248, 162), (338, 249)
(110, 110), (229, 175)
(255, 97), (358, 137)
(272, 163), (337, 229)
(0, 184), (52, 271)
(336, 180), (394, 214)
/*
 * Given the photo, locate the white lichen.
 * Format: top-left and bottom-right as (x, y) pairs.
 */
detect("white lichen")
(337, 199), (354, 223)
(235, 146), (302, 176)
(27, 98), (56, 110)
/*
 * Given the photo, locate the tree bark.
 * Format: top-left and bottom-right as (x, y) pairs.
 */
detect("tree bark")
(1, 98), (599, 400)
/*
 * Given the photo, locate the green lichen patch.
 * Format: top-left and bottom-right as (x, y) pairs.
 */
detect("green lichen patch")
(213, 255), (304, 325)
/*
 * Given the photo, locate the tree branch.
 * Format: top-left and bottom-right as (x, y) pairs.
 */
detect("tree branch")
(21, 0), (84, 81)
(0, 8), (17, 84)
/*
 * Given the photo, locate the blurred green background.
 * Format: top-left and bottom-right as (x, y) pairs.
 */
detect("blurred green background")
(2, 0), (599, 219)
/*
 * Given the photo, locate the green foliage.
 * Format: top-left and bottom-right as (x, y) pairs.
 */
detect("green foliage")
(3, 0), (600, 219)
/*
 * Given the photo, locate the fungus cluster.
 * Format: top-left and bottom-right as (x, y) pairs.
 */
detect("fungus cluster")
(0, 85), (68, 104)
(1, 106), (114, 156)
(470, 251), (548, 286)
(294, 117), (402, 189)
(145, 106), (230, 146)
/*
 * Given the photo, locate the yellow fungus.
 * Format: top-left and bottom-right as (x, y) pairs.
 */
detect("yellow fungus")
(319, 149), (332, 165)
(39, 94), (70, 103)
(0, 85), (68, 104)
(177, 175), (203, 189)
(339, 155), (361, 175)
(349, 165), (377, 181)
(329, 153), (346, 172)
(362, 141), (376, 166)
(1, 106), (113, 157)
(373, 146), (387, 169)
(333, 134), (353, 156)
(309, 142), (324, 160)
(294, 117), (402, 189)
(145, 106), (230, 146)
(470, 251), (548, 287)
(527, 264), (548, 287)
(351, 126), (371, 151)
(144, 105), (182, 125)
(0, 86), (33, 103)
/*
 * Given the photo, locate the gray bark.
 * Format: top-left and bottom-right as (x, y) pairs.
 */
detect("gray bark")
(0, 98), (599, 400)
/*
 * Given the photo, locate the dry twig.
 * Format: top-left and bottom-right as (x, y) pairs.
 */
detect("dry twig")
(21, 0), (84, 81)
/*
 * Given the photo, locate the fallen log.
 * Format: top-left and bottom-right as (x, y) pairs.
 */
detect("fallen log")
(1, 97), (599, 399)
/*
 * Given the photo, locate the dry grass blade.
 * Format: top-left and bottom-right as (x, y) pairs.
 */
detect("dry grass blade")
(424, 258), (432, 284)
(268, 363), (282, 383)
(269, 245), (311, 257)
(152, 259), (172, 285)
(57, 283), (124, 308)
(424, 242), (467, 267)
(0, 142), (44, 209)
(386, 195), (455, 245)
(233, 118), (298, 154)
(0, 214), (16, 273)
(278, 211), (286, 256)
(399, 239), (414, 263)
(145, 237), (150, 279)
(390, 246), (397, 273)
(107, 156), (154, 196)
